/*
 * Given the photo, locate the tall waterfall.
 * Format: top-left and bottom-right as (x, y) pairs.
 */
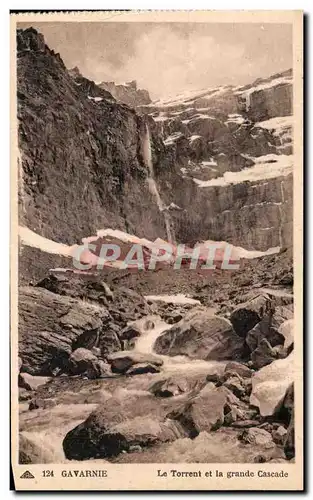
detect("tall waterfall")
(142, 124), (175, 244)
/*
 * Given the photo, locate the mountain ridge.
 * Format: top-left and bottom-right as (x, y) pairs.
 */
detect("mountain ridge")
(17, 27), (293, 283)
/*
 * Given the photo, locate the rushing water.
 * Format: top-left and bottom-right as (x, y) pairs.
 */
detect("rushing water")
(142, 124), (175, 244)
(132, 308), (224, 376)
(19, 295), (225, 463)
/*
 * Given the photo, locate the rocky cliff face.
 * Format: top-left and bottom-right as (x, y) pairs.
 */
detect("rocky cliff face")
(17, 28), (168, 247)
(69, 66), (151, 107)
(98, 79), (151, 107)
(17, 27), (293, 255)
(140, 70), (293, 250)
(16, 29), (295, 465)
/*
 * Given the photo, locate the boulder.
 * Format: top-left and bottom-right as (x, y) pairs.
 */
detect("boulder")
(18, 286), (107, 375)
(246, 318), (283, 352)
(71, 327), (100, 351)
(224, 361), (253, 379)
(165, 313), (183, 325)
(126, 363), (161, 376)
(272, 426), (287, 445)
(85, 359), (112, 379)
(19, 388), (32, 402)
(239, 427), (275, 449)
(120, 317), (155, 342)
(250, 338), (277, 370)
(120, 324), (142, 341)
(91, 347), (101, 357)
(272, 304), (294, 322)
(166, 383), (249, 437)
(260, 289), (293, 308)
(28, 398), (55, 411)
(167, 384), (227, 437)
(279, 383), (294, 418)
(271, 344), (289, 359)
(154, 309), (244, 361)
(223, 374), (246, 399)
(122, 427), (285, 464)
(107, 351), (163, 374)
(246, 305), (292, 352)
(19, 330), (72, 377)
(18, 373), (51, 391)
(67, 348), (111, 378)
(67, 348), (98, 375)
(62, 393), (181, 461)
(98, 325), (122, 356)
(230, 294), (273, 337)
(223, 396), (258, 425)
(250, 352), (294, 416)
(230, 419), (260, 428)
(149, 374), (206, 398)
(278, 319), (294, 350)
(63, 415), (179, 460)
(284, 411), (295, 460)
(37, 274), (150, 324)
(206, 373), (221, 384)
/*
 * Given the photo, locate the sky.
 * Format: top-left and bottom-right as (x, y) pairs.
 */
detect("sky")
(18, 22), (293, 100)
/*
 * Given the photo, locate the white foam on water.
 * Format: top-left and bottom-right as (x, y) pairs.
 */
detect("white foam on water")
(133, 314), (225, 376)
(133, 316), (172, 354)
(145, 294), (201, 305)
(20, 403), (98, 463)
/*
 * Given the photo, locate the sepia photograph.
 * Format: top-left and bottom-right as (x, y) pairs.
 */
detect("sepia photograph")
(10, 10), (303, 491)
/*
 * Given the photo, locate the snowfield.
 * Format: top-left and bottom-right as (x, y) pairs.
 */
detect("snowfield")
(193, 154), (293, 187)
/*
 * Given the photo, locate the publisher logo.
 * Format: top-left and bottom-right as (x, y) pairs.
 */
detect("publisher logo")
(20, 470), (35, 479)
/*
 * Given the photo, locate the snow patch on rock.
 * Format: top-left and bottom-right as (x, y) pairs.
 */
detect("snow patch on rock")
(193, 154), (293, 187)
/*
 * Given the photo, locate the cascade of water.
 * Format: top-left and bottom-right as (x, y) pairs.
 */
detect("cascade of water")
(142, 124), (175, 244)
(132, 312), (225, 376)
(245, 91), (251, 112)
(133, 315), (171, 354)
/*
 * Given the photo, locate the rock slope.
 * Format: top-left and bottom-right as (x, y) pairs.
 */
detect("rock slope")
(17, 28), (168, 247)
(16, 28), (295, 464)
(140, 69), (293, 250)
(17, 27), (293, 255)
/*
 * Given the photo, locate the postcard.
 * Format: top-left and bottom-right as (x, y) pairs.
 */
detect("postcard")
(10, 10), (303, 491)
